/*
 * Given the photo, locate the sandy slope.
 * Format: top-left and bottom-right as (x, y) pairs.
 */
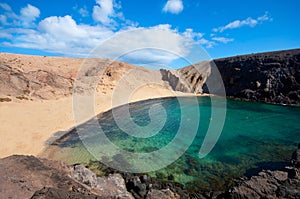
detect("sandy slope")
(0, 53), (193, 158)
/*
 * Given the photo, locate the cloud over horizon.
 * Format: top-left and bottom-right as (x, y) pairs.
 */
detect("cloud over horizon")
(0, 1), (275, 65)
(0, 0), (215, 65)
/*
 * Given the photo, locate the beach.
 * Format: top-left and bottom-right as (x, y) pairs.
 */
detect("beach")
(0, 52), (196, 158)
(0, 88), (193, 158)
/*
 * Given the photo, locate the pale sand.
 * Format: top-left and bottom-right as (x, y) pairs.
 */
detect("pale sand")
(0, 52), (198, 158)
(0, 88), (193, 158)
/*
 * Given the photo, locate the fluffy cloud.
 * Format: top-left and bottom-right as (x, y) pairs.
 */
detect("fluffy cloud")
(1, 1), (217, 65)
(211, 37), (234, 44)
(0, 3), (39, 27)
(163, 0), (184, 14)
(92, 25), (198, 64)
(213, 12), (272, 32)
(20, 4), (40, 27)
(7, 15), (114, 56)
(93, 0), (116, 25)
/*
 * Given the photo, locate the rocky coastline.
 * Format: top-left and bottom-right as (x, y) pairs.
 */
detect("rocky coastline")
(0, 144), (299, 198)
(1, 50), (300, 198)
(175, 49), (300, 105)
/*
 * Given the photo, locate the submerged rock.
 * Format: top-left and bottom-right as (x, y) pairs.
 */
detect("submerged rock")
(291, 143), (300, 168)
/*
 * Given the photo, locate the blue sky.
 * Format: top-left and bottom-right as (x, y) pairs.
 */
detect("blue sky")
(0, 0), (299, 68)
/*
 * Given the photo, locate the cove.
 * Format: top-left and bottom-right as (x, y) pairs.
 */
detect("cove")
(43, 96), (300, 191)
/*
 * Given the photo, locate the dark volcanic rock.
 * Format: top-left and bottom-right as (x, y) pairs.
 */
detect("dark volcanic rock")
(291, 143), (300, 168)
(209, 49), (300, 104)
(176, 48), (300, 105)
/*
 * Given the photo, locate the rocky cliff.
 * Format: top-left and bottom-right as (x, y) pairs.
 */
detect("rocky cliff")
(212, 49), (300, 104)
(176, 48), (300, 105)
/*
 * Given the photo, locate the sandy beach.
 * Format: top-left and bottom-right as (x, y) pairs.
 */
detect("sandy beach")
(0, 88), (193, 158)
(0, 52), (203, 158)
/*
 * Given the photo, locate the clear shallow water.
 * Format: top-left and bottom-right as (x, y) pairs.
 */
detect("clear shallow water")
(43, 97), (300, 191)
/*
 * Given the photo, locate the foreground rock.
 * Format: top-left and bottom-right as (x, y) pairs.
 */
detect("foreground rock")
(71, 164), (134, 199)
(229, 169), (300, 198)
(228, 144), (300, 199)
(1, 144), (300, 198)
(0, 155), (133, 199)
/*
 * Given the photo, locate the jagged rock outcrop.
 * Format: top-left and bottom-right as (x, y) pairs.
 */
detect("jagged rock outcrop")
(176, 61), (211, 94)
(212, 49), (300, 104)
(71, 164), (134, 199)
(228, 168), (300, 198)
(175, 49), (300, 104)
(160, 69), (191, 92)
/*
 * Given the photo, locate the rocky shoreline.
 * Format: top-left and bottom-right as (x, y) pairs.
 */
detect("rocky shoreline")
(176, 49), (300, 105)
(0, 144), (299, 198)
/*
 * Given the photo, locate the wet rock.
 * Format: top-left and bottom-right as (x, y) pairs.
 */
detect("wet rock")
(291, 143), (300, 168)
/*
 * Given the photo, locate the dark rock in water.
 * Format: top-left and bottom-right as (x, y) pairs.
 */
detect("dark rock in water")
(291, 143), (300, 168)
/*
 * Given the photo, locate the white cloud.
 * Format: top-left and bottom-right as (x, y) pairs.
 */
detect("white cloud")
(92, 26), (193, 64)
(197, 38), (215, 48)
(163, 0), (184, 14)
(212, 37), (234, 44)
(183, 28), (204, 40)
(1, 1), (216, 65)
(79, 6), (89, 17)
(20, 4), (40, 27)
(213, 12), (272, 32)
(4, 15), (113, 56)
(93, 0), (116, 25)
(3, 15), (208, 64)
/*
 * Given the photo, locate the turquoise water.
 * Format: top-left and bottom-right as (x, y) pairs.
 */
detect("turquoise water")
(44, 97), (300, 191)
